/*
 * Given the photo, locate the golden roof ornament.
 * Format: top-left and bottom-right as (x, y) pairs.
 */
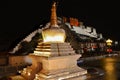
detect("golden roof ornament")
(50, 2), (58, 27)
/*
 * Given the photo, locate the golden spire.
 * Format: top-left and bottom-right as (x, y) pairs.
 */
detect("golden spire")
(50, 2), (58, 27)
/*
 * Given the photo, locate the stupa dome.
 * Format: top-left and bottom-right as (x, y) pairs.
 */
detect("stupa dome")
(42, 27), (66, 43)
(42, 2), (66, 43)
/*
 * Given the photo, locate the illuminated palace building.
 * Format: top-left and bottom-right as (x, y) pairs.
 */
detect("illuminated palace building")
(3, 1), (108, 80)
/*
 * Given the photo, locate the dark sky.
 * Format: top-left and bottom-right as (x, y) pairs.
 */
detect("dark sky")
(0, 0), (120, 51)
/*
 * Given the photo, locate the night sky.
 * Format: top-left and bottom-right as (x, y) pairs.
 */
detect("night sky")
(0, 0), (120, 51)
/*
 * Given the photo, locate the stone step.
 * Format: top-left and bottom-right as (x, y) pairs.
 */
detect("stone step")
(35, 48), (73, 51)
(38, 43), (71, 46)
(34, 50), (75, 53)
(36, 45), (72, 49)
(34, 67), (87, 80)
(33, 50), (75, 57)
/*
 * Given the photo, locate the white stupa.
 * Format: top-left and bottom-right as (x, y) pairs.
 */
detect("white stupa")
(20, 2), (87, 80)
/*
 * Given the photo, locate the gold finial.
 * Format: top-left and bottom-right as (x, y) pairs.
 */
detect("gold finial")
(50, 2), (58, 27)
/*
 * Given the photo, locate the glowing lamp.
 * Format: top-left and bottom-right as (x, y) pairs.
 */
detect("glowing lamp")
(42, 27), (66, 43)
(106, 39), (113, 46)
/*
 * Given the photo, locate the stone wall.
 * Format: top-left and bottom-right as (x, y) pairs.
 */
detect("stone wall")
(0, 56), (8, 66)
(9, 55), (32, 66)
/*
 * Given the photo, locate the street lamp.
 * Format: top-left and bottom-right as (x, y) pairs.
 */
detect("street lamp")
(106, 39), (113, 53)
(106, 39), (113, 46)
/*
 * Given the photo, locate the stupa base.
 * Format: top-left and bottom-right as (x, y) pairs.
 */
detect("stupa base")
(34, 67), (87, 80)
(20, 51), (87, 80)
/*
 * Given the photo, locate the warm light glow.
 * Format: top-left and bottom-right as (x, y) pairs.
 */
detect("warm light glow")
(103, 58), (117, 80)
(34, 51), (51, 57)
(42, 28), (66, 43)
(44, 35), (65, 43)
(106, 39), (113, 46)
(106, 39), (113, 43)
